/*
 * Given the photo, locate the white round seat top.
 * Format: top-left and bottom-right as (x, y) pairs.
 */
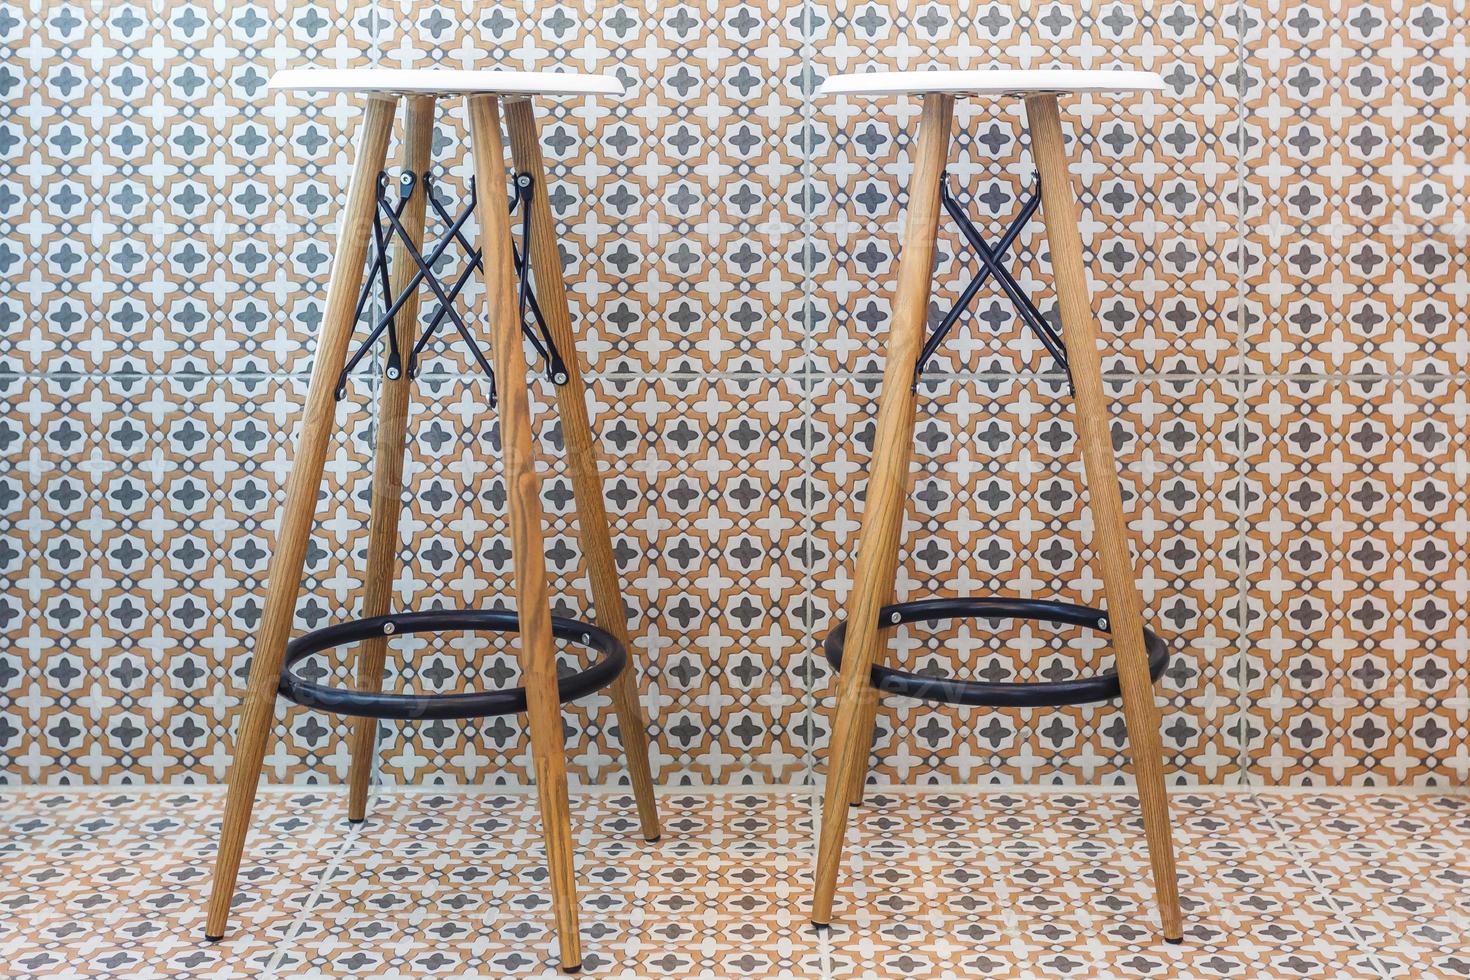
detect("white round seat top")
(268, 68), (625, 98)
(817, 69), (1164, 99)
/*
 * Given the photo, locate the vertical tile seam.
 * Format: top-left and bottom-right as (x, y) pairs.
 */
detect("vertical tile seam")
(805, 0), (829, 875)
(1229, 0), (1255, 788)
(796, 4), (832, 976)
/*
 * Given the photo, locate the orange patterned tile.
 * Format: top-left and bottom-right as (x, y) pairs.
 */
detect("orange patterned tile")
(1239, 377), (1469, 785)
(802, 0), (1243, 376)
(806, 375), (1246, 787)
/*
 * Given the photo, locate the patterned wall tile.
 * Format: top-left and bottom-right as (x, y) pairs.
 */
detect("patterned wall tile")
(0, 2), (94, 377)
(1239, 376), (1469, 785)
(359, 2), (812, 379)
(803, 374), (1247, 787)
(801, 0), (1244, 377)
(3, 0), (1466, 794)
(330, 375), (815, 790)
(1, 1), (381, 376)
(1238, 0), (1470, 375)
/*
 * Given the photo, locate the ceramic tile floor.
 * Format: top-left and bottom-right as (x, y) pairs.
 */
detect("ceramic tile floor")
(1, 785), (1466, 979)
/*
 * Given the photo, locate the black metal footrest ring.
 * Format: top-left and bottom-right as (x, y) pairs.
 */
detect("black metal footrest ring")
(824, 597), (1169, 708)
(279, 609), (625, 721)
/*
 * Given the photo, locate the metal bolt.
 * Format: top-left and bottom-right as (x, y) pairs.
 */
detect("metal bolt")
(383, 621), (396, 635)
(386, 367), (400, 380)
(581, 633), (591, 645)
(889, 611), (902, 625)
(1097, 618), (1108, 631)
(554, 372), (568, 385)
(399, 173), (413, 185)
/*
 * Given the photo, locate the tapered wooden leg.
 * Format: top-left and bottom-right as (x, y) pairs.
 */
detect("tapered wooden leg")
(204, 95), (399, 941)
(812, 93), (955, 927)
(345, 95), (438, 824)
(844, 575), (895, 807)
(467, 94), (582, 972)
(502, 97), (661, 841)
(1024, 93), (1184, 942)
(844, 668), (881, 806)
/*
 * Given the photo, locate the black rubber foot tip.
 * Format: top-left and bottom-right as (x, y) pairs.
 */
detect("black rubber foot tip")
(645, 834), (661, 843)
(563, 964), (581, 974)
(1164, 937), (1184, 945)
(849, 801), (861, 807)
(347, 817), (366, 825)
(811, 922), (830, 933)
(204, 934), (223, 943)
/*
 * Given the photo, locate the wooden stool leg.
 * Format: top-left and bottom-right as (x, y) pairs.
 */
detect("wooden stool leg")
(204, 95), (399, 940)
(503, 97), (661, 841)
(843, 650), (883, 806)
(344, 95), (438, 824)
(1024, 93), (1184, 942)
(467, 94), (582, 972)
(812, 93), (955, 927)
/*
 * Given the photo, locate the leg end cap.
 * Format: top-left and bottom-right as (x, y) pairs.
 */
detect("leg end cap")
(1164, 936), (1184, 945)
(204, 934), (223, 943)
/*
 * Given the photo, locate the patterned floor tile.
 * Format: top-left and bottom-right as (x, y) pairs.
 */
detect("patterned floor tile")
(0, 845), (324, 979)
(842, 790), (1283, 858)
(1280, 842), (1470, 980)
(352, 789), (815, 857)
(0, 788), (354, 855)
(1257, 790), (1470, 853)
(824, 843), (1385, 978)
(287, 849), (821, 978)
(6, 788), (1470, 978)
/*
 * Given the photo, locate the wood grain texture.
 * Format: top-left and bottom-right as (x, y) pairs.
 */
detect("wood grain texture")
(844, 574), (897, 806)
(204, 95), (399, 940)
(346, 94), (437, 824)
(812, 93), (955, 926)
(1024, 92), (1183, 941)
(503, 97), (661, 841)
(467, 94), (582, 971)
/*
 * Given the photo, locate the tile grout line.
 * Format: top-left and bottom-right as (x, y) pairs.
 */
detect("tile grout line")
(1228, 0), (1255, 790)
(794, 6), (832, 977)
(1246, 790), (1400, 980)
(793, 10), (832, 980)
(261, 818), (364, 979)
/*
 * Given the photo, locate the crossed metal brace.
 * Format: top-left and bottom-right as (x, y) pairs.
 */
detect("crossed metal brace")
(913, 171), (1072, 393)
(335, 169), (568, 407)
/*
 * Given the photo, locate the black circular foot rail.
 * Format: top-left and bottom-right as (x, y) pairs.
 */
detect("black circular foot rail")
(279, 608), (626, 720)
(824, 597), (1169, 708)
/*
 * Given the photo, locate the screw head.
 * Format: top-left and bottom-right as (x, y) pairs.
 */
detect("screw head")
(386, 367), (400, 380)
(1097, 618), (1108, 631)
(399, 173), (413, 185)
(889, 611), (902, 625)
(383, 621), (396, 635)
(554, 372), (568, 385)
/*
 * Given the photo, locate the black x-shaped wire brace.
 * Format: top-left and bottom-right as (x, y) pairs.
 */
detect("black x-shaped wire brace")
(913, 172), (1072, 393)
(336, 169), (568, 408)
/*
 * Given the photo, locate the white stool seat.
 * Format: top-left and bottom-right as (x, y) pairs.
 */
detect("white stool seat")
(817, 68), (1163, 99)
(268, 68), (624, 98)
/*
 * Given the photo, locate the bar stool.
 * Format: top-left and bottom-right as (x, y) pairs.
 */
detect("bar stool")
(202, 69), (660, 973)
(810, 70), (1185, 943)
